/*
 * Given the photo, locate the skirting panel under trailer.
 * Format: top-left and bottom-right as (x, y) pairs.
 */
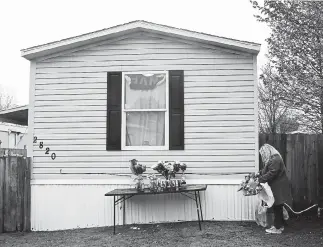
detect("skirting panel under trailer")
(30, 181), (257, 231)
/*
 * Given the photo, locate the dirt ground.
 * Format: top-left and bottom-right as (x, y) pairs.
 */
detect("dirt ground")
(1, 218), (323, 247)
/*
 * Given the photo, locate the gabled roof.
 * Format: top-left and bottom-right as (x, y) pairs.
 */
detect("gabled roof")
(21, 20), (261, 60)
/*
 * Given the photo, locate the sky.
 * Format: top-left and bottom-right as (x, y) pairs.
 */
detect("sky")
(0, 0), (269, 106)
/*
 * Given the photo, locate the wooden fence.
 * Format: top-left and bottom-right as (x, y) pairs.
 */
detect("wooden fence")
(0, 136), (322, 232)
(259, 134), (323, 211)
(0, 149), (31, 233)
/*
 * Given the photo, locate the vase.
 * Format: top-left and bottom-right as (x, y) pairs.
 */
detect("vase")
(135, 179), (144, 192)
(149, 180), (158, 192)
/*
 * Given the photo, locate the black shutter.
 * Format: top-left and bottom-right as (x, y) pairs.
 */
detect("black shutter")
(169, 70), (184, 150)
(106, 72), (122, 150)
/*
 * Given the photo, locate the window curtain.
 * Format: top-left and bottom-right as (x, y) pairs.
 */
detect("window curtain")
(124, 73), (166, 146)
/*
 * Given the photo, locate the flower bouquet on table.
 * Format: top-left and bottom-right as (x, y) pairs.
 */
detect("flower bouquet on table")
(151, 160), (187, 190)
(129, 159), (146, 191)
(237, 172), (263, 196)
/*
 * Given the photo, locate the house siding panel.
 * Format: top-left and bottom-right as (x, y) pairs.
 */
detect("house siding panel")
(32, 34), (256, 179)
(30, 183), (257, 231)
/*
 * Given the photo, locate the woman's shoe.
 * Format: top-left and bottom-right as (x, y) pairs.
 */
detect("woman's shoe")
(265, 226), (283, 234)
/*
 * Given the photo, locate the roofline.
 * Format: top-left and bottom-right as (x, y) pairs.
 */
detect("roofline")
(0, 105), (28, 126)
(21, 20), (261, 60)
(0, 105), (28, 114)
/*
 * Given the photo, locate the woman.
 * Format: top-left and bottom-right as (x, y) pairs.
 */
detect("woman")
(257, 144), (292, 234)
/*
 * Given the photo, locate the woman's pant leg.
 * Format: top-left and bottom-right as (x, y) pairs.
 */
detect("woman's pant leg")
(273, 204), (284, 229)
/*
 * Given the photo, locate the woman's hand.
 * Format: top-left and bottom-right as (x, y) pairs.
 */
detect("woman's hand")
(249, 172), (260, 178)
(248, 179), (259, 190)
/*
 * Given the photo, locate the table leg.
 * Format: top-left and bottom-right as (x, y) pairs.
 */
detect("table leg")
(113, 195), (116, 235)
(198, 191), (204, 222)
(195, 191), (202, 230)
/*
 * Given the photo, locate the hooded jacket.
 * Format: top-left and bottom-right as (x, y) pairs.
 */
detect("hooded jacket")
(258, 154), (292, 206)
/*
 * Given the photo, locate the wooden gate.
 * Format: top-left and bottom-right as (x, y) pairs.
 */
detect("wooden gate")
(0, 149), (31, 233)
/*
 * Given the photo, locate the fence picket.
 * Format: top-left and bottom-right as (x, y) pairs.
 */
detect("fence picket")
(0, 157), (5, 233)
(317, 136), (323, 206)
(16, 157), (24, 231)
(23, 158), (31, 232)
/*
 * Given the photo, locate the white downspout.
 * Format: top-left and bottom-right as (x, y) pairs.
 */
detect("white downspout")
(8, 129), (11, 148)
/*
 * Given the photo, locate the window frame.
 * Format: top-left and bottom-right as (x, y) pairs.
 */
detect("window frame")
(121, 71), (169, 151)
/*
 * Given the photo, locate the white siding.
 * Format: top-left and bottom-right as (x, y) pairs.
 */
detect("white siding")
(33, 33), (256, 179)
(30, 182), (257, 231)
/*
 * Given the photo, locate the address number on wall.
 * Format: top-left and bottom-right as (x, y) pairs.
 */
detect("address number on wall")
(33, 136), (56, 160)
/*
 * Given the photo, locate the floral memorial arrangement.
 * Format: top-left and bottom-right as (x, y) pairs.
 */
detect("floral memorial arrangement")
(129, 159), (147, 191)
(151, 160), (186, 179)
(150, 161), (187, 191)
(129, 159), (188, 192)
(237, 173), (263, 196)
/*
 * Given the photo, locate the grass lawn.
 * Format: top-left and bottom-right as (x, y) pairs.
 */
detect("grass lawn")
(1, 218), (322, 247)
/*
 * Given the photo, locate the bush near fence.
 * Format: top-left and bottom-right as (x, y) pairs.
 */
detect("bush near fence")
(0, 149), (31, 233)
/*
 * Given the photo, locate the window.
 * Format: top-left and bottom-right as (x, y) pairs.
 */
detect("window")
(106, 70), (184, 151)
(121, 72), (169, 150)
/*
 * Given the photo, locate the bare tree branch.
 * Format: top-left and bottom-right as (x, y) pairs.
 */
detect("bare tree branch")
(258, 63), (300, 133)
(0, 92), (16, 111)
(252, 0), (323, 133)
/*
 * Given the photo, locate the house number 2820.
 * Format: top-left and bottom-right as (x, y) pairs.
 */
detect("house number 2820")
(33, 136), (56, 160)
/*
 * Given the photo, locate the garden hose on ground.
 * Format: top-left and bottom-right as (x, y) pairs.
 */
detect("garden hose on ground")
(283, 203), (319, 215)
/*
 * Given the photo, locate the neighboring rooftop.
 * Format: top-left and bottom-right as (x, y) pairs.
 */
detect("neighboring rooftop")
(0, 105), (28, 126)
(0, 122), (28, 133)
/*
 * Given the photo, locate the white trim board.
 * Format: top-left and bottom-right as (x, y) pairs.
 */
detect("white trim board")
(21, 20), (261, 60)
(253, 55), (259, 171)
(30, 178), (243, 185)
(28, 62), (36, 161)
